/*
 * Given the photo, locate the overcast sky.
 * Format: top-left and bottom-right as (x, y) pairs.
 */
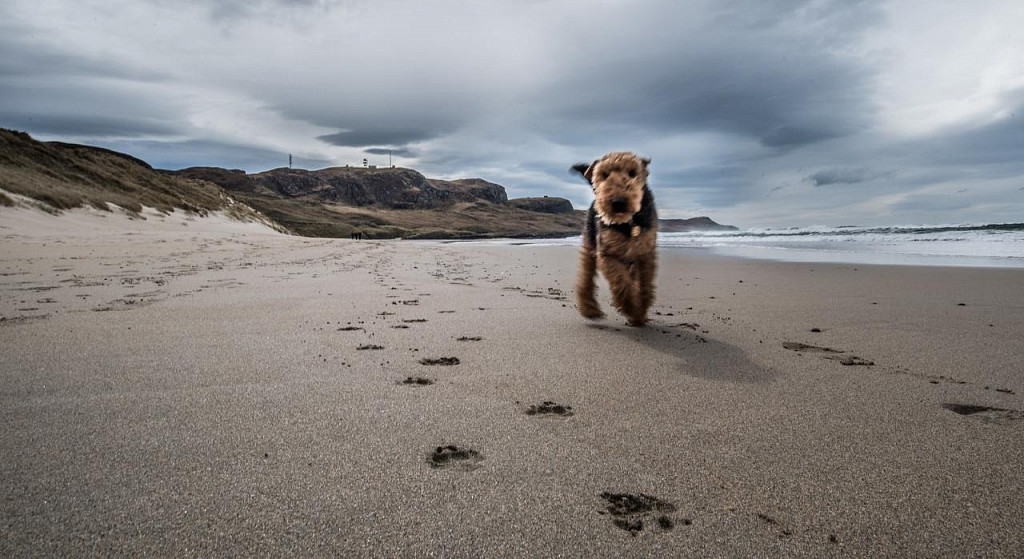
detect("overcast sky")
(3, 0), (1023, 227)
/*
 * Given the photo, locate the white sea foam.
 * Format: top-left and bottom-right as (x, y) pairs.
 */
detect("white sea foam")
(459, 223), (1024, 268)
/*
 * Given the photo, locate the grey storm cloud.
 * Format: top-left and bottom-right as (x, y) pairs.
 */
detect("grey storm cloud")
(925, 99), (1024, 167)
(364, 147), (417, 158)
(824, 88), (1024, 189)
(2, 0), (1023, 226)
(533, 0), (879, 149)
(177, 0), (347, 22)
(636, 162), (756, 211)
(0, 81), (182, 139)
(541, 52), (870, 151)
(99, 139), (333, 172)
(890, 193), (975, 213)
(319, 129), (438, 148)
(0, 113), (178, 139)
(807, 168), (884, 187)
(0, 24), (163, 82)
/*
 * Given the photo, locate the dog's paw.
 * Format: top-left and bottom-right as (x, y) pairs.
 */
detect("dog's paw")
(627, 316), (649, 327)
(579, 306), (605, 320)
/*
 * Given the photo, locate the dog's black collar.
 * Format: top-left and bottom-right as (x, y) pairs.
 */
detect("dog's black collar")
(605, 219), (641, 237)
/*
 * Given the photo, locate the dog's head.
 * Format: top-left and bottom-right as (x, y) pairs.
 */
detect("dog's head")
(571, 152), (650, 225)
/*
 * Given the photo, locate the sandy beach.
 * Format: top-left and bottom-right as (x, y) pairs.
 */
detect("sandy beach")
(1, 207), (1022, 557)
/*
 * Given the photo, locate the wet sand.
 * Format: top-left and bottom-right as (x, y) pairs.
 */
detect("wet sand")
(1, 206), (1023, 556)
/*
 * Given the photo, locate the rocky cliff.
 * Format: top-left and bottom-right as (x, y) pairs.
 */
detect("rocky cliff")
(427, 178), (508, 205)
(180, 166), (521, 210)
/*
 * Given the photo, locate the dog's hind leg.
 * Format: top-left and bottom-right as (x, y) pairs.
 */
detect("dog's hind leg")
(576, 248), (604, 319)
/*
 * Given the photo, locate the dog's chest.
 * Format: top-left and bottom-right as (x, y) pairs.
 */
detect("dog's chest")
(597, 227), (656, 261)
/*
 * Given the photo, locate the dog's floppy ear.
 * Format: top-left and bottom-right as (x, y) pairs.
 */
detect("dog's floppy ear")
(571, 159), (600, 182)
(570, 163), (590, 179)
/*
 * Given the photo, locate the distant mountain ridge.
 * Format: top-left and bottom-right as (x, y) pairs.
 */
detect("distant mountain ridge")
(1, 128), (737, 238)
(170, 164), (583, 238)
(659, 216), (738, 231)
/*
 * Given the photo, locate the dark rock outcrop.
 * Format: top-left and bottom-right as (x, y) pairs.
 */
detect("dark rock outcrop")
(428, 178), (508, 204)
(509, 197), (575, 214)
(175, 167), (257, 193)
(254, 168), (340, 201)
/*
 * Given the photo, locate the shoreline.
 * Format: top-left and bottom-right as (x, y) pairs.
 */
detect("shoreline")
(5, 202), (1020, 268)
(446, 237), (1024, 269)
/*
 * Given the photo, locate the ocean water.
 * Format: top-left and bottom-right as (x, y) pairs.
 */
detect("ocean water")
(469, 223), (1024, 268)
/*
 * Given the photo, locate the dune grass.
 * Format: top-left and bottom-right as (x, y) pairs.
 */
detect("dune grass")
(0, 129), (229, 215)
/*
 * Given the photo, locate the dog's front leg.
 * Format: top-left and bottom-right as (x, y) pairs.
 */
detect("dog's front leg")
(598, 256), (641, 324)
(576, 248), (604, 319)
(634, 256), (656, 326)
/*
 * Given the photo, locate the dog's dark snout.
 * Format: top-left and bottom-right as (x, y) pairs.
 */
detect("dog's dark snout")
(611, 197), (627, 212)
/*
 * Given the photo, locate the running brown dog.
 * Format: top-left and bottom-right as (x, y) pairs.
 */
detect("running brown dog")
(571, 151), (657, 327)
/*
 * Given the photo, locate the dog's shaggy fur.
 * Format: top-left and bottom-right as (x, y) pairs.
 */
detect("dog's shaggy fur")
(572, 151), (658, 326)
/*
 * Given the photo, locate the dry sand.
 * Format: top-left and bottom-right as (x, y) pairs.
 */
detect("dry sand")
(1, 206), (1023, 557)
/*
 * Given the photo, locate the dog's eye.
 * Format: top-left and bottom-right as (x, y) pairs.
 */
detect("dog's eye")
(599, 172), (609, 180)
(628, 169), (637, 178)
